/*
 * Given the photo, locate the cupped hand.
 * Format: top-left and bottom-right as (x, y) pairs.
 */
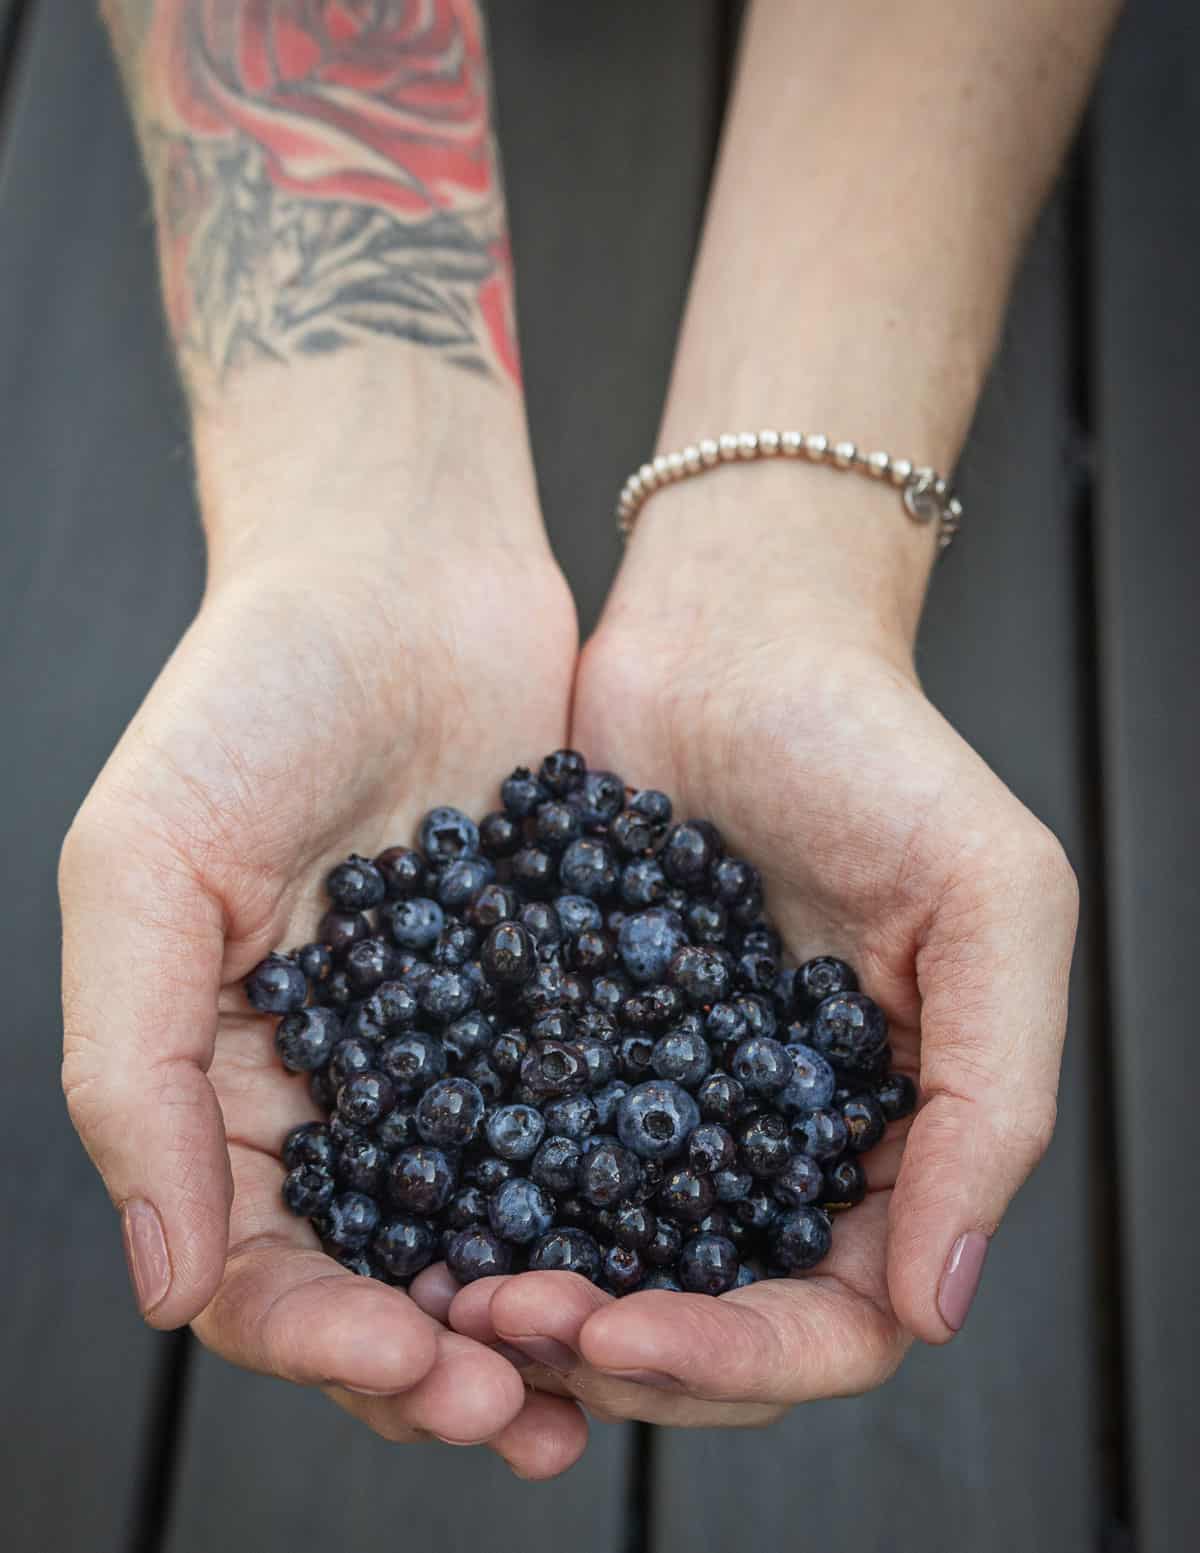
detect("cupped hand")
(446, 496), (1078, 1428)
(60, 534), (587, 1477)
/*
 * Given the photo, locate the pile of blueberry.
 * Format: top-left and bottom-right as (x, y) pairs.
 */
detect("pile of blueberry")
(245, 751), (915, 1297)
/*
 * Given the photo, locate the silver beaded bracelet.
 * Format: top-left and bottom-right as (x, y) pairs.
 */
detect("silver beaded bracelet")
(616, 430), (962, 552)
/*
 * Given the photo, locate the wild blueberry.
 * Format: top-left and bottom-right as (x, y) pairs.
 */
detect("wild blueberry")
(436, 857), (495, 913)
(447, 1184), (490, 1230)
(326, 855), (386, 912)
(679, 1233), (740, 1296)
(318, 909), (370, 959)
(686, 899), (728, 945)
(620, 858), (667, 909)
(790, 1107), (850, 1162)
(640, 1270), (683, 1292)
(489, 1178), (556, 1245)
(658, 1166), (716, 1223)
(670, 945), (731, 1007)
(617, 1079), (700, 1160)
(627, 787), (672, 826)
(538, 749), (586, 796)
(275, 1007), (341, 1072)
(416, 1077), (485, 1148)
(470, 1155), (519, 1192)
(731, 1036), (791, 1094)
(822, 1157), (868, 1211)
(662, 820), (722, 885)
(651, 1027), (712, 1089)
(478, 810), (521, 859)
(512, 846), (556, 897)
(375, 1104), (419, 1151)
(283, 1120), (333, 1172)
(591, 1079), (630, 1129)
(591, 973), (631, 1016)
(387, 1145), (457, 1214)
(330, 1035), (377, 1085)
(335, 1135), (386, 1194)
(689, 1122), (736, 1174)
(419, 806), (480, 864)
(337, 1071), (395, 1129)
(319, 1191), (380, 1253)
(309, 1069), (337, 1111)
(490, 1028), (528, 1077)
(733, 993), (777, 1041)
(442, 1010), (492, 1063)
(874, 1071), (918, 1122)
(560, 838), (618, 899)
(713, 1166), (753, 1203)
(375, 845), (428, 899)
(610, 808), (657, 858)
(578, 1140), (642, 1207)
(566, 928), (613, 976)
(842, 1093), (886, 1153)
(297, 943), (333, 986)
(733, 1187), (779, 1233)
(773, 1153), (824, 1209)
(418, 968), (476, 1024)
(282, 1164), (335, 1217)
(461, 1052), (505, 1104)
(329, 1113), (367, 1149)
(529, 1227), (603, 1281)
(770, 1206), (833, 1272)
(736, 950), (778, 996)
(379, 1031), (446, 1095)
(644, 1216), (684, 1266)
(373, 1215), (437, 1280)
(447, 1226), (513, 1282)
(618, 908), (687, 984)
(521, 1039), (589, 1099)
(246, 954), (308, 1014)
(343, 936), (393, 994)
(737, 1112), (792, 1177)
(384, 897), (444, 952)
(536, 800), (583, 852)
(711, 855), (759, 906)
(576, 1037), (618, 1091)
(502, 766), (547, 819)
(574, 770), (626, 828)
(794, 956), (859, 1011)
(603, 1244), (644, 1295)
(531, 1135), (582, 1194)
(696, 1070), (747, 1125)
(544, 1094), (599, 1142)
(486, 1103), (546, 1161)
(777, 1043), (836, 1114)
(479, 921), (537, 987)
(810, 991), (887, 1063)
(610, 1202), (656, 1250)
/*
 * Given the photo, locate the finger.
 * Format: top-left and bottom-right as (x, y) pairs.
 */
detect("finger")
(408, 1262), (462, 1324)
(60, 813), (232, 1328)
(335, 1331), (527, 1445)
(486, 1271), (612, 1374)
(579, 1272), (903, 1405)
(333, 1384), (590, 1479)
(193, 1144), (438, 1394)
(888, 828), (1078, 1341)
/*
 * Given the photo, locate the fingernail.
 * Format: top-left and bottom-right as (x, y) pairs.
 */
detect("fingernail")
(121, 1199), (171, 1316)
(601, 1368), (683, 1391)
(508, 1336), (577, 1373)
(938, 1231), (989, 1331)
(492, 1342), (534, 1370)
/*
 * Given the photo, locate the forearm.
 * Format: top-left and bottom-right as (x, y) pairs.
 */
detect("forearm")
(631, 0), (1119, 647)
(102, 1), (543, 577)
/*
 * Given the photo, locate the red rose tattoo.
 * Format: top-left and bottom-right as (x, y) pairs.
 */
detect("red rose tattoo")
(109, 0), (519, 384)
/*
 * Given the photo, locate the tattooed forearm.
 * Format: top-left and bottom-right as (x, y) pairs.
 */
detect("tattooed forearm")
(103, 1), (519, 388)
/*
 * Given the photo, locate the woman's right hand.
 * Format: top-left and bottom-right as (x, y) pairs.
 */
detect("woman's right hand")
(59, 517), (584, 1479)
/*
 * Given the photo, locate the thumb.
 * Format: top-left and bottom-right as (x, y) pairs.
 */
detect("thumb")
(886, 825), (1079, 1342)
(60, 807), (232, 1328)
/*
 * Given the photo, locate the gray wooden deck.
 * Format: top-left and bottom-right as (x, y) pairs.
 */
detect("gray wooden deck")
(2, 2), (1195, 1549)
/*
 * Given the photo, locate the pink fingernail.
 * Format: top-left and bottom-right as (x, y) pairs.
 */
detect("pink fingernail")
(509, 1337), (577, 1373)
(938, 1231), (989, 1331)
(601, 1368), (683, 1391)
(121, 1199), (171, 1316)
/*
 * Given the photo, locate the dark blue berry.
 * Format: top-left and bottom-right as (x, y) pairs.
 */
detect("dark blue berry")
(419, 968), (476, 1023)
(502, 766), (547, 819)
(283, 1121), (333, 1172)
(318, 909), (370, 958)
(670, 945), (731, 1007)
(318, 1191), (380, 1252)
(790, 1107), (850, 1162)
(644, 1216), (683, 1266)
(447, 1185), (490, 1230)
(337, 1071), (395, 1128)
(521, 1038), (589, 1099)
(471, 1155), (519, 1192)
(685, 899), (728, 944)
(282, 1164), (335, 1217)
(737, 1112), (792, 1177)
(604, 1245), (644, 1295)
(543, 1094), (598, 1142)
(481, 921), (538, 987)
(591, 1079), (629, 1128)
(794, 956), (859, 1011)
(275, 1007), (341, 1072)
(468, 882), (520, 932)
(531, 1135), (582, 1193)
(419, 806), (480, 864)
(874, 1070), (917, 1122)
(297, 943), (333, 986)
(731, 1036), (791, 1094)
(662, 820), (722, 885)
(713, 1166), (753, 1203)
(436, 856), (495, 912)
(416, 1077), (485, 1147)
(326, 855), (386, 911)
(770, 1206), (833, 1271)
(246, 954), (308, 1014)
(486, 1103), (546, 1161)
(610, 1202), (656, 1250)
(822, 1157), (868, 1210)
(461, 1051), (505, 1104)
(529, 1227), (602, 1281)
(618, 908), (687, 984)
(330, 1035), (377, 1086)
(578, 1140), (642, 1207)
(343, 936), (394, 993)
(375, 846), (428, 899)
(679, 1233), (740, 1295)
(489, 1178), (556, 1244)
(536, 801), (583, 851)
(538, 749), (586, 796)
(710, 856), (759, 906)
(810, 991), (887, 1063)
(777, 1043), (836, 1114)
(309, 1069), (337, 1111)
(512, 846), (556, 897)
(447, 1226), (513, 1282)
(841, 1093), (886, 1153)
(688, 1123), (736, 1174)
(736, 950), (778, 996)
(387, 1146), (457, 1214)
(559, 838), (618, 899)
(335, 1135), (386, 1193)
(379, 1031), (446, 1095)
(373, 1215), (436, 1280)
(773, 1153), (824, 1209)
(651, 1026), (712, 1089)
(620, 858), (667, 909)
(617, 1079), (700, 1160)
(479, 811), (521, 859)
(696, 1070), (747, 1125)
(490, 1028), (529, 1077)
(574, 770), (626, 827)
(628, 787), (672, 826)
(732, 993), (777, 1041)
(384, 897), (444, 951)
(658, 1166), (716, 1223)
(375, 1104), (419, 1151)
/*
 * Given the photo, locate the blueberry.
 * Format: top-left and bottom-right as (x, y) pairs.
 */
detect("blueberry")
(297, 942), (334, 986)
(874, 1071), (918, 1122)
(734, 1187), (779, 1233)
(731, 1036), (791, 1094)
(794, 956), (859, 1011)
(521, 1039), (589, 1099)
(325, 855), (386, 912)
(688, 1123), (736, 1174)
(618, 908), (687, 984)
(543, 1094), (598, 1142)
(461, 1051), (505, 1104)
(713, 1167), (753, 1204)
(536, 800), (584, 852)
(318, 1191), (380, 1252)
(685, 899), (728, 945)
(641, 1269), (684, 1292)
(369, 979), (419, 1030)
(628, 788), (672, 826)
(419, 806), (480, 864)
(578, 1140), (642, 1207)
(531, 1135), (582, 1194)
(737, 1112), (792, 1177)
(337, 1254), (378, 1279)
(610, 808), (657, 857)
(669, 945), (732, 1008)
(511, 846), (557, 897)
(335, 1135), (386, 1193)
(529, 1227), (602, 1281)
(282, 1121), (333, 1172)
(486, 1103), (547, 1161)
(773, 1153), (824, 1209)
(375, 1104), (419, 1151)
(471, 1155), (519, 1192)
(337, 1071), (395, 1128)
(841, 1093), (886, 1153)
(591, 973), (630, 1016)
(600, 1244), (641, 1295)
(614, 1079), (699, 1161)
(733, 994), (777, 1042)
(318, 909), (370, 959)
(342, 936), (392, 994)
(436, 856), (495, 912)
(550, 896), (599, 941)
(489, 1178), (556, 1244)
(559, 838), (618, 899)
(309, 1069), (337, 1111)
(435, 922), (480, 971)
(387, 1145), (457, 1214)
(478, 811), (521, 859)
(468, 881), (520, 930)
(490, 1028), (528, 1077)
(822, 1157), (868, 1211)
(770, 1206), (833, 1272)
(696, 1071), (747, 1126)
(662, 820), (722, 885)
(608, 1202), (654, 1250)
(447, 1184), (490, 1230)
(658, 1166), (716, 1223)
(710, 856), (759, 906)
(374, 845), (428, 899)
(418, 968), (476, 1024)
(480, 921), (538, 987)
(329, 1034), (377, 1085)
(574, 770), (626, 827)
(373, 1215), (437, 1280)
(777, 1043), (836, 1114)
(282, 1163), (335, 1217)
(650, 1027), (712, 1090)
(679, 1233), (740, 1296)
(644, 1216), (684, 1266)
(384, 897), (444, 951)
(810, 991), (887, 1063)
(447, 1226), (513, 1282)
(274, 1007), (340, 1072)
(501, 767), (545, 818)
(538, 749), (586, 796)
(246, 954), (308, 1014)
(735, 950), (778, 996)
(620, 858), (667, 909)
(379, 1031), (446, 1095)
(790, 1107), (850, 1162)
(416, 1077), (485, 1148)
(442, 1009), (493, 1062)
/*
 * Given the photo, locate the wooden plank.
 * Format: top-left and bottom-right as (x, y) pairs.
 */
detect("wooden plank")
(1092, 4), (1200, 1548)
(0, 1), (202, 1548)
(165, 4), (727, 1546)
(653, 195), (1105, 1552)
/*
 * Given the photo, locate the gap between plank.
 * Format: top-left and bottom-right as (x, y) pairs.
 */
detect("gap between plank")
(129, 1330), (194, 1553)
